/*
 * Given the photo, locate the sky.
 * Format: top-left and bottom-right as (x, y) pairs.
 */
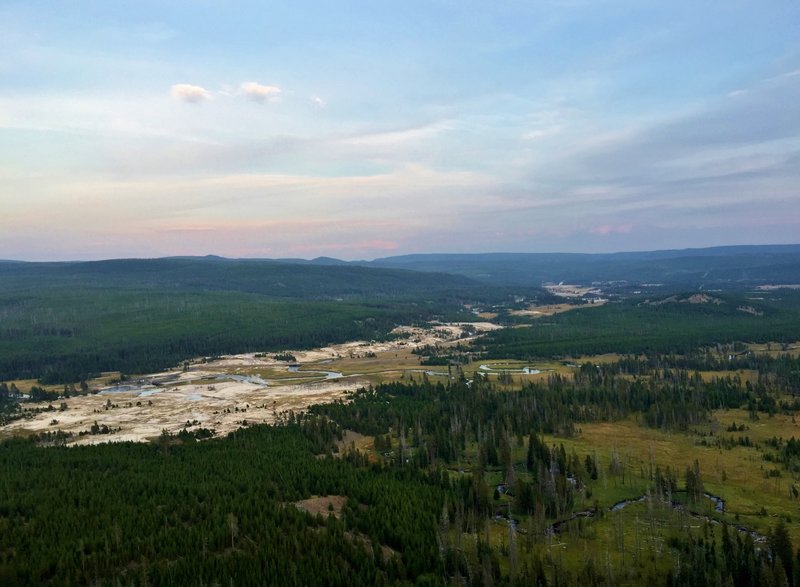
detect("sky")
(1, 1), (799, 261)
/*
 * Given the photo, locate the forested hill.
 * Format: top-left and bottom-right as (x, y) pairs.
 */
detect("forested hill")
(0, 258), (544, 382)
(361, 244), (800, 287)
(7, 244), (798, 293)
(0, 257), (479, 300)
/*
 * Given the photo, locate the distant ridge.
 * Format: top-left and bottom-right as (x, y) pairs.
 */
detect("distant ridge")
(2, 244), (798, 289)
(309, 256), (351, 266)
(370, 243), (800, 263)
(0, 256), (480, 300)
(362, 244), (800, 288)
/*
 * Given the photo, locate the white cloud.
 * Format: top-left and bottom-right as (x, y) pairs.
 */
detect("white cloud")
(339, 121), (455, 148)
(170, 84), (211, 103)
(311, 95), (326, 108)
(522, 126), (562, 141)
(241, 82), (281, 103)
(218, 84), (236, 97)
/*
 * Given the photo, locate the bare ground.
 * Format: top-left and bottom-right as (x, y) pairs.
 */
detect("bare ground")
(3, 377), (364, 445)
(1, 321), (496, 445)
(293, 495), (348, 519)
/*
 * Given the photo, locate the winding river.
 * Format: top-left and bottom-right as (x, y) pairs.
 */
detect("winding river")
(540, 491), (766, 543)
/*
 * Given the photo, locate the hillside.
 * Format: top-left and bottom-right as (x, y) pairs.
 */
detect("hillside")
(361, 244), (800, 288)
(478, 290), (800, 358)
(0, 258), (544, 382)
(0, 257), (477, 300)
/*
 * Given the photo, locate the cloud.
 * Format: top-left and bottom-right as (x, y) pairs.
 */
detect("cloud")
(519, 67), (800, 224)
(522, 126), (562, 141)
(218, 84), (236, 97)
(311, 95), (326, 108)
(590, 223), (633, 236)
(241, 82), (281, 103)
(607, 70), (800, 164)
(340, 121), (455, 148)
(170, 84), (211, 103)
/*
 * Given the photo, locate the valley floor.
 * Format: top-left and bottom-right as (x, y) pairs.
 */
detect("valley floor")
(0, 322), (500, 443)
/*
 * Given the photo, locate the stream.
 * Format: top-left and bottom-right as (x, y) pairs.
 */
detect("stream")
(287, 366), (344, 379)
(538, 491), (766, 543)
(490, 485), (765, 544)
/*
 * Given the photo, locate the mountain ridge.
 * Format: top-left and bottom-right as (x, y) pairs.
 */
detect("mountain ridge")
(2, 244), (799, 289)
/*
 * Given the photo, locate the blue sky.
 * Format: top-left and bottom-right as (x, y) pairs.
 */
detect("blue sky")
(1, 1), (799, 260)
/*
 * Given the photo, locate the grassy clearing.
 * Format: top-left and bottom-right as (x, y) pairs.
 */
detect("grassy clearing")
(697, 369), (760, 383)
(542, 416), (800, 542)
(573, 353), (624, 364)
(510, 302), (602, 318)
(746, 340), (800, 357)
(435, 409), (799, 582)
(325, 348), (426, 375)
(460, 501), (699, 585)
(462, 358), (573, 378)
(6, 371), (124, 394)
(714, 408), (800, 442)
